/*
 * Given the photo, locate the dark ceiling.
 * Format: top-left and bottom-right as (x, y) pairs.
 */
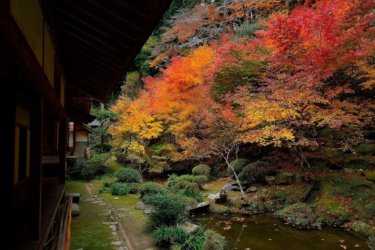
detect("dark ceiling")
(44, 0), (172, 101)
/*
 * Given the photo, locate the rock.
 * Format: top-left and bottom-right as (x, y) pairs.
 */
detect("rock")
(343, 168), (353, 173)
(275, 172), (295, 185)
(66, 193), (80, 204)
(111, 241), (123, 246)
(207, 190), (227, 204)
(180, 221), (200, 234)
(223, 181), (241, 191)
(71, 203), (80, 216)
(135, 202), (148, 210)
(246, 186), (257, 193)
(265, 175), (276, 185)
(189, 202), (210, 213)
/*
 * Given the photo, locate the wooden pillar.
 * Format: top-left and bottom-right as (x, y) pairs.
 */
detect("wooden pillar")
(30, 95), (43, 239)
(0, 97), (15, 242)
(59, 119), (67, 184)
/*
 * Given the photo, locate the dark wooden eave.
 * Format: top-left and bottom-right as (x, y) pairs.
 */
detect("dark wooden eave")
(44, 0), (172, 101)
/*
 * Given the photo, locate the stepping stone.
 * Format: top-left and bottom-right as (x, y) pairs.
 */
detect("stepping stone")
(111, 241), (123, 246)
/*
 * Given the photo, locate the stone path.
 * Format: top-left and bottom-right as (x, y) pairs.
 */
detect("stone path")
(83, 184), (131, 250)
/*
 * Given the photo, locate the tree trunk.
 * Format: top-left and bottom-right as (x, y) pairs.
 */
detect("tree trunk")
(224, 158), (246, 200)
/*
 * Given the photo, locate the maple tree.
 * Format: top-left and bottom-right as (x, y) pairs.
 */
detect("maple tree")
(111, 0), (374, 174)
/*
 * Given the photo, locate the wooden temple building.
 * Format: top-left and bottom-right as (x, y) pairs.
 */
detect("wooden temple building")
(0, 0), (171, 249)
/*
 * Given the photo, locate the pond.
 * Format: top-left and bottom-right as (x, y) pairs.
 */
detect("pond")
(192, 213), (369, 250)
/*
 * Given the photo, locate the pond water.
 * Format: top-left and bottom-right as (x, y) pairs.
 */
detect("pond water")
(192, 213), (369, 250)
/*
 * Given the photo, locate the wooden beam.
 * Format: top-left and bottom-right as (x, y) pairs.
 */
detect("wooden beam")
(57, 18), (130, 51)
(30, 95), (43, 239)
(0, 96), (15, 245)
(59, 120), (67, 184)
(54, 2), (139, 43)
(0, 4), (65, 120)
(60, 38), (127, 63)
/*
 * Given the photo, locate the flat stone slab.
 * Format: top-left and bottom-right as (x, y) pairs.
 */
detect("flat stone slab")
(181, 221), (199, 234)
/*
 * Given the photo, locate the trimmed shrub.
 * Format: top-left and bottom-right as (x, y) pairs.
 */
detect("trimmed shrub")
(173, 181), (200, 193)
(143, 193), (187, 228)
(275, 203), (321, 228)
(114, 168), (142, 183)
(192, 164), (211, 176)
(111, 183), (130, 196)
(202, 230), (225, 250)
(81, 153), (109, 180)
(227, 158), (249, 175)
(238, 161), (270, 186)
(167, 174), (208, 188)
(139, 182), (167, 197)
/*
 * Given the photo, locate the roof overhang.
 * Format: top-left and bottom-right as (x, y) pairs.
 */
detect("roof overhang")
(44, 0), (172, 101)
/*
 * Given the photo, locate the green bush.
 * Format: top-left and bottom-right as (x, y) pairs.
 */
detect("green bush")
(235, 22), (264, 38)
(114, 168), (142, 183)
(351, 221), (375, 237)
(368, 235), (375, 250)
(111, 183), (130, 196)
(238, 161), (270, 186)
(180, 227), (205, 250)
(81, 153), (110, 180)
(366, 203), (375, 216)
(192, 164), (211, 176)
(139, 182), (167, 197)
(202, 230), (225, 250)
(355, 143), (375, 155)
(275, 203), (320, 228)
(152, 226), (205, 250)
(127, 183), (141, 194)
(227, 158), (249, 175)
(67, 158), (87, 179)
(152, 226), (187, 248)
(167, 174), (208, 188)
(173, 181), (200, 193)
(143, 193), (187, 228)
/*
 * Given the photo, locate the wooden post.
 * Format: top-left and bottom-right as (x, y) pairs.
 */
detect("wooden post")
(0, 97), (15, 243)
(30, 95), (43, 239)
(59, 119), (67, 184)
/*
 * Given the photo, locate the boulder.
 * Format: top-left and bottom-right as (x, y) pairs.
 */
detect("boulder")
(135, 201), (148, 210)
(223, 181), (241, 191)
(275, 172), (295, 185)
(71, 203), (80, 216)
(189, 202), (210, 213)
(208, 190), (227, 204)
(181, 221), (200, 234)
(246, 186), (257, 193)
(265, 176), (276, 185)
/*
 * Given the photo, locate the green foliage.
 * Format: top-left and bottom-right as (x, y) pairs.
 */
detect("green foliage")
(152, 226), (187, 248)
(143, 193), (188, 228)
(213, 59), (264, 96)
(235, 22), (264, 38)
(167, 174), (209, 188)
(91, 107), (116, 153)
(355, 143), (375, 155)
(67, 158), (87, 180)
(227, 158), (249, 175)
(111, 183), (130, 196)
(192, 164), (211, 176)
(81, 153), (110, 180)
(238, 161), (270, 186)
(139, 182), (167, 197)
(366, 171), (375, 182)
(152, 226), (205, 250)
(275, 203), (321, 228)
(351, 221), (375, 237)
(103, 155), (122, 172)
(202, 230), (225, 250)
(368, 235), (375, 250)
(114, 168), (142, 183)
